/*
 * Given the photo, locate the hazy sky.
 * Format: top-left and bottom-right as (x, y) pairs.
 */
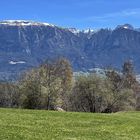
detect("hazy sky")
(1, 0), (140, 29)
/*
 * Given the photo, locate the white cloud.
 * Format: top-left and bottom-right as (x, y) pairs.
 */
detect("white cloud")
(85, 8), (140, 22)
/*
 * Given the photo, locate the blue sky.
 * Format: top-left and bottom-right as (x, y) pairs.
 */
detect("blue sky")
(1, 0), (140, 29)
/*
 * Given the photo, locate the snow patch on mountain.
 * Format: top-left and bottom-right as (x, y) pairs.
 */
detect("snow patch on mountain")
(0, 20), (54, 27)
(9, 61), (26, 65)
(116, 24), (134, 30)
(67, 28), (97, 36)
(67, 28), (80, 34)
(82, 29), (94, 34)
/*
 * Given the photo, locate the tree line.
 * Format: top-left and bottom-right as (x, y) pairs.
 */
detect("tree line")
(0, 58), (140, 113)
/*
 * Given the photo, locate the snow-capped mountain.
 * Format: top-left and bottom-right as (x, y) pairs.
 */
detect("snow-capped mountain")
(0, 20), (140, 80)
(116, 24), (134, 30)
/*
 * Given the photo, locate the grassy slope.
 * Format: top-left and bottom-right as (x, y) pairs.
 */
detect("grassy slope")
(0, 109), (140, 140)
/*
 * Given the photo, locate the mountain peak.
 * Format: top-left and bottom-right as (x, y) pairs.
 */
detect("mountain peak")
(116, 24), (134, 30)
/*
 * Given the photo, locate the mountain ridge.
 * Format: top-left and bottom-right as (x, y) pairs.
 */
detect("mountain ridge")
(0, 20), (140, 80)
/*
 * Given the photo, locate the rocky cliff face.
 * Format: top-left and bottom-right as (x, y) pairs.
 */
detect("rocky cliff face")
(0, 21), (140, 80)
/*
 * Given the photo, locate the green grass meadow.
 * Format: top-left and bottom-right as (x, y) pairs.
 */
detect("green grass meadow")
(0, 108), (140, 140)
